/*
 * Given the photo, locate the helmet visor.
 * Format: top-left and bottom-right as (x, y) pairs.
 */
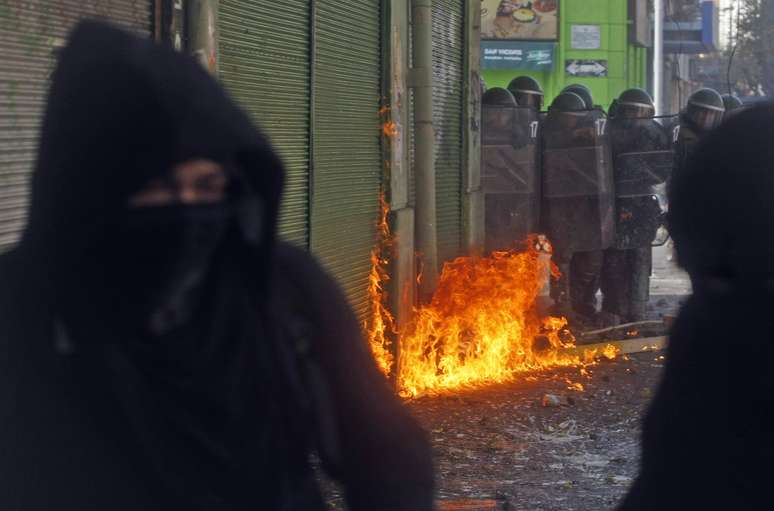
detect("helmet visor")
(689, 106), (724, 131)
(617, 102), (654, 119)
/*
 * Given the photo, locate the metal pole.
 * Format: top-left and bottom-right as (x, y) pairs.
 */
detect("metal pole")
(410, 0), (439, 301)
(654, 0), (664, 115)
(187, 0), (219, 75)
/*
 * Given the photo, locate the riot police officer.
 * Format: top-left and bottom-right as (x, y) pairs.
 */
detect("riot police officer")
(601, 88), (672, 322)
(482, 87), (541, 252)
(507, 76), (544, 111)
(673, 88), (724, 184)
(608, 98), (620, 119)
(721, 93), (743, 121)
(542, 92), (615, 323)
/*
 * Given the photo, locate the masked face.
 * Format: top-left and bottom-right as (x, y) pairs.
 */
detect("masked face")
(114, 159), (233, 335)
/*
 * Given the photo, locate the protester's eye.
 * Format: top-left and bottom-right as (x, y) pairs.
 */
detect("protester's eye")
(194, 173), (228, 199)
(127, 179), (176, 208)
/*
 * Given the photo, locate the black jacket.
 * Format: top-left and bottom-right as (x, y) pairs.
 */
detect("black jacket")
(0, 21), (433, 511)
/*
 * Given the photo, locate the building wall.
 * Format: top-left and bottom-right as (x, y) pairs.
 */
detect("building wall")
(481, 0), (648, 109)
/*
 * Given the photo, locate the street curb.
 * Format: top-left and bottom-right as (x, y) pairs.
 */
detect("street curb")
(567, 336), (667, 357)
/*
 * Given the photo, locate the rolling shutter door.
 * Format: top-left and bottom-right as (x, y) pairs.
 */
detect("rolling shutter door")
(219, 0), (311, 247)
(311, 0), (382, 319)
(0, 0), (151, 251)
(431, 0), (465, 265)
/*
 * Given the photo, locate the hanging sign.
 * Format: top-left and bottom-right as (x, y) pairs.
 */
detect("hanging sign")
(565, 59), (608, 77)
(481, 41), (555, 70)
(571, 25), (602, 49)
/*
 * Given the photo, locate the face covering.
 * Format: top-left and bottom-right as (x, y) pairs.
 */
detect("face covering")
(110, 203), (232, 336)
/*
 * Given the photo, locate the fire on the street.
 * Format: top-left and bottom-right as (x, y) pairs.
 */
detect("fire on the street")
(367, 203), (619, 398)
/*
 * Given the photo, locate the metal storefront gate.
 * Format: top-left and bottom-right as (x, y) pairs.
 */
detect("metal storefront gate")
(219, 0), (383, 320)
(0, 0), (153, 251)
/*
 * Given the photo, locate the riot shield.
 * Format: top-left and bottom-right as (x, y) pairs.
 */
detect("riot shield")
(482, 105), (541, 252)
(609, 118), (674, 249)
(541, 109), (615, 254)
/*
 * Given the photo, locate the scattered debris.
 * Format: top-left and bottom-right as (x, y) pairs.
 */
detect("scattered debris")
(318, 352), (665, 511)
(438, 499), (498, 510)
(541, 393), (562, 407)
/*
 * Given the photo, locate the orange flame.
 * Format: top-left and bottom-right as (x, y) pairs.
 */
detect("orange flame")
(382, 120), (399, 137)
(396, 246), (585, 398)
(366, 200), (617, 397)
(366, 194), (395, 376)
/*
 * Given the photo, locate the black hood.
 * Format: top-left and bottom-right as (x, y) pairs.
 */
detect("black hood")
(22, 21), (284, 280)
(10, 22), (303, 508)
(669, 103), (774, 283)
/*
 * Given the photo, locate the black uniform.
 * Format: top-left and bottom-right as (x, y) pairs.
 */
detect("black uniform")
(482, 88), (541, 252)
(617, 104), (774, 511)
(0, 22), (434, 511)
(542, 94), (615, 319)
(601, 107), (672, 321)
(672, 88), (725, 186)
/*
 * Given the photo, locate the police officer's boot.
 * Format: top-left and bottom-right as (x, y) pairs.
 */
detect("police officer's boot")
(570, 251), (604, 319)
(628, 247), (652, 321)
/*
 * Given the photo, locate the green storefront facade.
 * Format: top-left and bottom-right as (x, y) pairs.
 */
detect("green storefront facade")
(481, 0), (649, 109)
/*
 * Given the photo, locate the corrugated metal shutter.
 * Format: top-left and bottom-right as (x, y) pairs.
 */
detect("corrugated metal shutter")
(219, 0), (311, 247)
(0, 0), (152, 251)
(311, 0), (382, 319)
(431, 0), (465, 265)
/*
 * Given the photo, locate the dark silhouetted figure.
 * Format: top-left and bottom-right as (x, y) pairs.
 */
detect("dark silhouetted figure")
(0, 22), (433, 511)
(617, 104), (774, 510)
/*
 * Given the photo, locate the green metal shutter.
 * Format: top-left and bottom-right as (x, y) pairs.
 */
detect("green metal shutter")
(431, 0), (465, 265)
(219, 0), (311, 247)
(0, 0), (152, 251)
(311, 0), (382, 319)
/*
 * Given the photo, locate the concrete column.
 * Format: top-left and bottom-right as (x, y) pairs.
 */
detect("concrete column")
(654, 0), (664, 115)
(462, 0), (484, 256)
(187, 0), (219, 75)
(385, 0), (414, 382)
(410, 0), (439, 301)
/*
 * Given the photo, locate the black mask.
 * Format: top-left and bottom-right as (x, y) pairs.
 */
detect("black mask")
(110, 203), (232, 335)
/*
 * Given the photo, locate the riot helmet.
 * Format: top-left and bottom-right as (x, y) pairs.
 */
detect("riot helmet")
(482, 87), (517, 107)
(617, 88), (655, 119)
(721, 93), (743, 120)
(608, 99), (619, 119)
(685, 88), (725, 132)
(561, 84), (594, 110)
(548, 91), (586, 113)
(547, 92), (587, 130)
(482, 87), (517, 134)
(507, 76), (544, 111)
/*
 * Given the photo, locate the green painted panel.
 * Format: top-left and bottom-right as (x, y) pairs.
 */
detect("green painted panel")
(311, 0), (382, 320)
(607, 51), (626, 79)
(610, 24), (627, 49)
(219, 0), (311, 247)
(481, 0), (648, 112)
(432, 0), (465, 266)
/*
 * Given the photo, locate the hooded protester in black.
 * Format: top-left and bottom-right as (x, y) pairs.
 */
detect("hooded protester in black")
(0, 21), (434, 511)
(617, 105), (774, 509)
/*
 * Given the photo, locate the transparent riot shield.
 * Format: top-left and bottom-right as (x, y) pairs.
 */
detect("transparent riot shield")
(609, 118), (675, 249)
(482, 105), (541, 252)
(541, 109), (615, 254)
